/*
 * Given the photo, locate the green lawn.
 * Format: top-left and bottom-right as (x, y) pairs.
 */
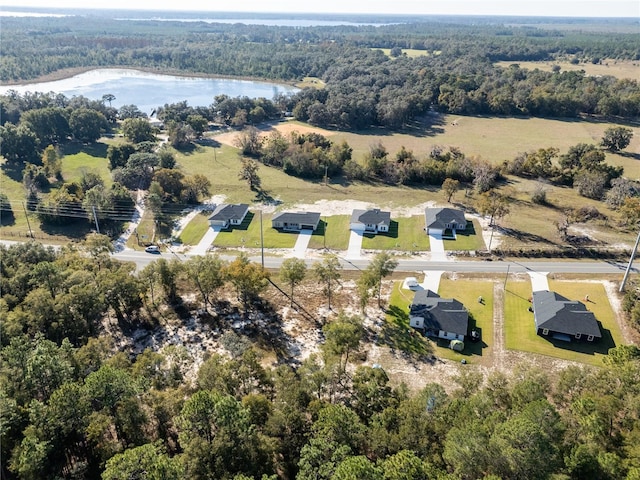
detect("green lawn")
(437, 279), (494, 364)
(361, 216), (431, 252)
(60, 145), (112, 187)
(503, 279), (621, 365)
(212, 211), (298, 249)
(177, 211), (212, 245)
(307, 215), (350, 250)
(443, 219), (486, 251)
(127, 208), (157, 249)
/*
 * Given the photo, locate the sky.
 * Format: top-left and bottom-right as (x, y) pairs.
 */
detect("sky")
(0, 0), (638, 17)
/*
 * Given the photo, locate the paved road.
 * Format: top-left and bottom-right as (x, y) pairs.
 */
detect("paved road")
(2, 239), (636, 275)
(111, 248), (637, 275)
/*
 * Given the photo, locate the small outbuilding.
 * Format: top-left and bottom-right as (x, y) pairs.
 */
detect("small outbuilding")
(208, 203), (249, 229)
(272, 211), (321, 231)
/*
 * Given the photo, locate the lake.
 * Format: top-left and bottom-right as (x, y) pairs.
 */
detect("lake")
(0, 68), (299, 115)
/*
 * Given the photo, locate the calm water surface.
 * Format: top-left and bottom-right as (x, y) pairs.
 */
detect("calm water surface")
(0, 69), (299, 115)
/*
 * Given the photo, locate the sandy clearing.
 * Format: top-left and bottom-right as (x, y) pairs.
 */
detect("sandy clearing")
(212, 121), (334, 147)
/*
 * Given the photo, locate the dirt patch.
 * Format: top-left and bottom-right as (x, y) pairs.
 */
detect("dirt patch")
(212, 121), (334, 148)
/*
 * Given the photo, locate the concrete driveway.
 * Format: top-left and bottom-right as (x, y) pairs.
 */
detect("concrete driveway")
(292, 229), (313, 258)
(428, 232), (448, 261)
(346, 229), (364, 259)
(528, 271), (550, 292)
(190, 227), (221, 256)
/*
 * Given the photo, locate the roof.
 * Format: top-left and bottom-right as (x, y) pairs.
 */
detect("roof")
(351, 208), (391, 227)
(425, 208), (467, 230)
(532, 290), (602, 338)
(272, 211), (321, 225)
(410, 290), (468, 336)
(208, 203), (249, 222)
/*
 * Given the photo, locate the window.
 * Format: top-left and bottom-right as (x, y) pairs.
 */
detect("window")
(588, 335), (594, 341)
(542, 328), (549, 335)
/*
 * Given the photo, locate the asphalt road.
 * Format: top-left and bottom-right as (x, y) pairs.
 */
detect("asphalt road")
(112, 248), (637, 275)
(2, 239), (635, 275)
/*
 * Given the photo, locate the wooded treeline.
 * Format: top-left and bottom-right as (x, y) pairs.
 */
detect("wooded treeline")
(1, 15), (639, 128)
(1, 241), (640, 480)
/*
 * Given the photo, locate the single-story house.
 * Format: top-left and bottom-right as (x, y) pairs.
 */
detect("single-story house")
(424, 207), (467, 235)
(532, 290), (602, 342)
(409, 290), (468, 341)
(272, 211), (321, 231)
(208, 203), (249, 229)
(350, 208), (391, 233)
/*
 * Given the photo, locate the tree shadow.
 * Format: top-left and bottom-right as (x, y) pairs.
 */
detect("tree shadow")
(381, 305), (433, 360)
(39, 219), (94, 238)
(1, 160), (25, 183)
(618, 151), (640, 161)
(61, 141), (109, 158)
(0, 210), (16, 227)
(196, 138), (222, 148)
(254, 189), (280, 205)
(498, 226), (557, 245)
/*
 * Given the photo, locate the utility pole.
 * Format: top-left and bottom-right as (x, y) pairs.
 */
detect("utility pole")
(324, 164), (328, 186)
(92, 205), (100, 234)
(22, 202), (33, 238)
(503, 264), (510, 290)
(620, 228), (640, 292)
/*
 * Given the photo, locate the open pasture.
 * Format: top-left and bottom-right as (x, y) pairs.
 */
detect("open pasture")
(494, 59), (640, 81)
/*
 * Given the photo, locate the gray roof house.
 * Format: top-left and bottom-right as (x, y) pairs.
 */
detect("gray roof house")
(425, 208), (467, 235)
(208, 203), (249, 229)
(409, 290), (468, 341)
(350, 208), (391, 233)
(532, 290), (602, 342)
(272, 211), (321, 231)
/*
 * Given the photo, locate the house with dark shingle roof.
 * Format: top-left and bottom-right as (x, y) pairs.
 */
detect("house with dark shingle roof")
(532, 290), (602, 342)
(208, 203), (249, 229)
(350, 208), (391, 234)
(424, 207), (467, 235)
(409, 290), (468, 341)
(272, 211), (321, 231)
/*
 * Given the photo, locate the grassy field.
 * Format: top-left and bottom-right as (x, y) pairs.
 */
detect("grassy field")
(361, 215), (431, 252)
(211, 211), (298, 249)
(307, 215), (350, 250)
(437, 278), (495, 364)
(503, 279), (621, 365)
(177, 211), (212, 245)
(2, 113), (637, 249)
(59, 143), (112, 186)
(494, 59), (640, 81)
(375, 48), (432, 58)
(329, 116), (639, 178)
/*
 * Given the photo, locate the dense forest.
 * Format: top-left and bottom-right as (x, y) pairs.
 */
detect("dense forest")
(1, 241), (640, 480)
(1, 13), (640, 127)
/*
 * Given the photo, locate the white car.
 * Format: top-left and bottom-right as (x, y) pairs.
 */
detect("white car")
(405, 277), (419, 290)
(144, 245), (160, 253)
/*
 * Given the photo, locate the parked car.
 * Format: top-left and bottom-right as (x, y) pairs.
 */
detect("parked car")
(144, 245), (160, 253)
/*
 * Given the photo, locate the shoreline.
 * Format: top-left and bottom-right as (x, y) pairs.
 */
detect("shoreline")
(0, 65), (300, 88)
